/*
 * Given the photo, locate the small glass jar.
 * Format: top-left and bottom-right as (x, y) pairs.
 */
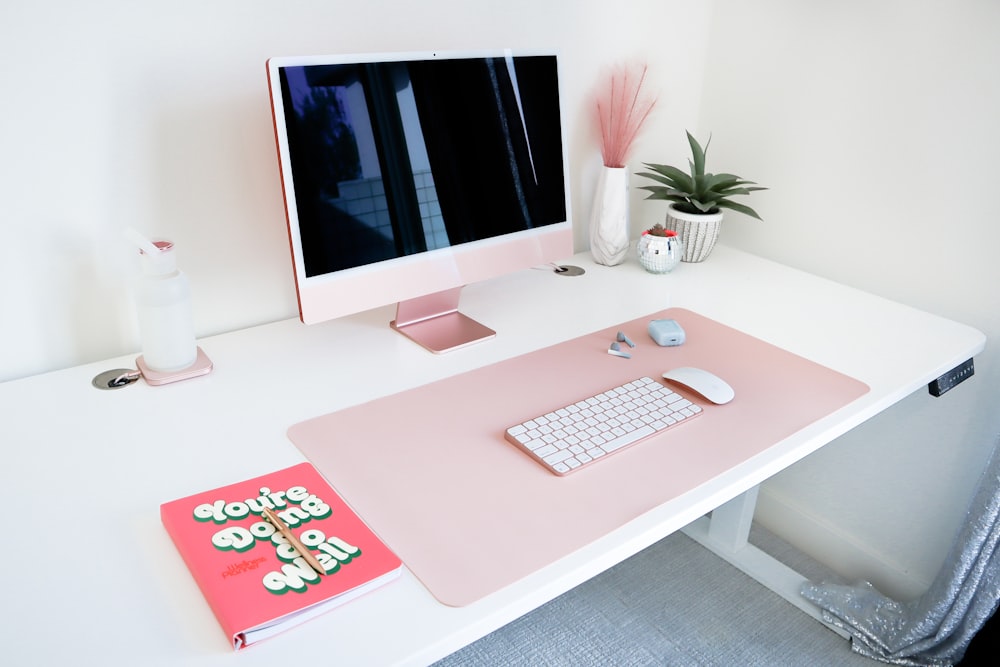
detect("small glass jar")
(637, 230), (684, 273)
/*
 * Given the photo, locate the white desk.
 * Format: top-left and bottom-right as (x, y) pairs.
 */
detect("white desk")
(0, 246), (985, 666)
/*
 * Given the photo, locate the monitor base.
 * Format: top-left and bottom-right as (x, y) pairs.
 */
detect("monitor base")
(391, 287), (495, 353)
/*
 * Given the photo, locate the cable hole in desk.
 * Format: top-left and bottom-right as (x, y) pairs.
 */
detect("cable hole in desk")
(553, 264), (585, 276)
(92, 369), (141, 391)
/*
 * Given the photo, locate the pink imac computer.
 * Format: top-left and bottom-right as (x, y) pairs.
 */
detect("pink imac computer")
(266, 50), (574, 352)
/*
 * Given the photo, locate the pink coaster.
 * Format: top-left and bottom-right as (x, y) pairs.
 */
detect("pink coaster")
(288, 308), (869, 606)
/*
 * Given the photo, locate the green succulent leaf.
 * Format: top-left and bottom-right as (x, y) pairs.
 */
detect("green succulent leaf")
(717, 187), (754, 197)
(637, 185), (676, 200)
(716, 199), (763, 220)
(638, 163), (693, 192)
(686, 131), (707, 178)
(702, 173), (738, 191)
(692, 172), (707, 196)
(689, 198), (717, 213)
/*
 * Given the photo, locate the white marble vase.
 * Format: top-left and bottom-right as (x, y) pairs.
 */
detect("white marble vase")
(589, 166), (629, 266)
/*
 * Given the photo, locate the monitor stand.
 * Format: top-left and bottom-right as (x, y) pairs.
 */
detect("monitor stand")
(390, 286), (496, 354)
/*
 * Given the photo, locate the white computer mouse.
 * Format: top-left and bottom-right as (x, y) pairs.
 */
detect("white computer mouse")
(662, 367), (735, 405)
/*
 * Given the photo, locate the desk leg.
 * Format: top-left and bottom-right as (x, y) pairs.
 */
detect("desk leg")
(680, 486), (849, 638)
(707, 485), (759, 552)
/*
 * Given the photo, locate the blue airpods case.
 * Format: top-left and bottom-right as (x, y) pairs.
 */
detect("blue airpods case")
(648, 319), (686, 346)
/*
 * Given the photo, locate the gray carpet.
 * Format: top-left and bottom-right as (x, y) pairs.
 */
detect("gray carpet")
(434, 525), (877, 666)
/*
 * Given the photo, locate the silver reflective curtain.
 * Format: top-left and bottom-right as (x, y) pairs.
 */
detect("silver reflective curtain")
(801, 441), (1000, 666)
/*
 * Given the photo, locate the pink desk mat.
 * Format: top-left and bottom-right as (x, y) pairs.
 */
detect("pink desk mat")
(288, 308), (869, 607)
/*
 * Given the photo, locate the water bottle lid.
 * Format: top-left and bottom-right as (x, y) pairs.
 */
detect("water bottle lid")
(140, 240), (177, 274)
(145, 240), (174, 252)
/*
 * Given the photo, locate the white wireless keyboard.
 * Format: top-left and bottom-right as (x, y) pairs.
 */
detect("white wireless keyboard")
(504, 376), (703, 476)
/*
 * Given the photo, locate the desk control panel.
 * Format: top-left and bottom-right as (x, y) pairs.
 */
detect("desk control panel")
(928, 358), (975, 397)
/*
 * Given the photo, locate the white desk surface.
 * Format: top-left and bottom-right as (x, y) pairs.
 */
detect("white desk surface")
(1, 246), (985, 666)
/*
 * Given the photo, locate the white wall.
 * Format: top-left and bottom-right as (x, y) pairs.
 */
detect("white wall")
(0, 0), (712, 383)
(3, 0), (996, 605)
(696, 0), (1000, 599)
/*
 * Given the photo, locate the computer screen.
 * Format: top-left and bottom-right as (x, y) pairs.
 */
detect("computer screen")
(266, 50), (573, 352)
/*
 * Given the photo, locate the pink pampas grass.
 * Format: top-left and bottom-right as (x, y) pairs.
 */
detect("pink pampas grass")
(596, 62), (657, 168)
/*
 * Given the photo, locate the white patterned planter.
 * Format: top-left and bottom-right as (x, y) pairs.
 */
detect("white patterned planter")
(663, 203), (724, 263)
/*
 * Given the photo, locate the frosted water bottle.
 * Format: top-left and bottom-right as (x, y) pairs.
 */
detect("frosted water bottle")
(134, 239), (197, 372)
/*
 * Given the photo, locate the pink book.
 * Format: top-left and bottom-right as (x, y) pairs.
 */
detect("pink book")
(160, 462), (402, 649)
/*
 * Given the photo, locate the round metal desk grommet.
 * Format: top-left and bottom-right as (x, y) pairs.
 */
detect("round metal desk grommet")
(92, 369), (142, 390)
(553, 264), (585, 277)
